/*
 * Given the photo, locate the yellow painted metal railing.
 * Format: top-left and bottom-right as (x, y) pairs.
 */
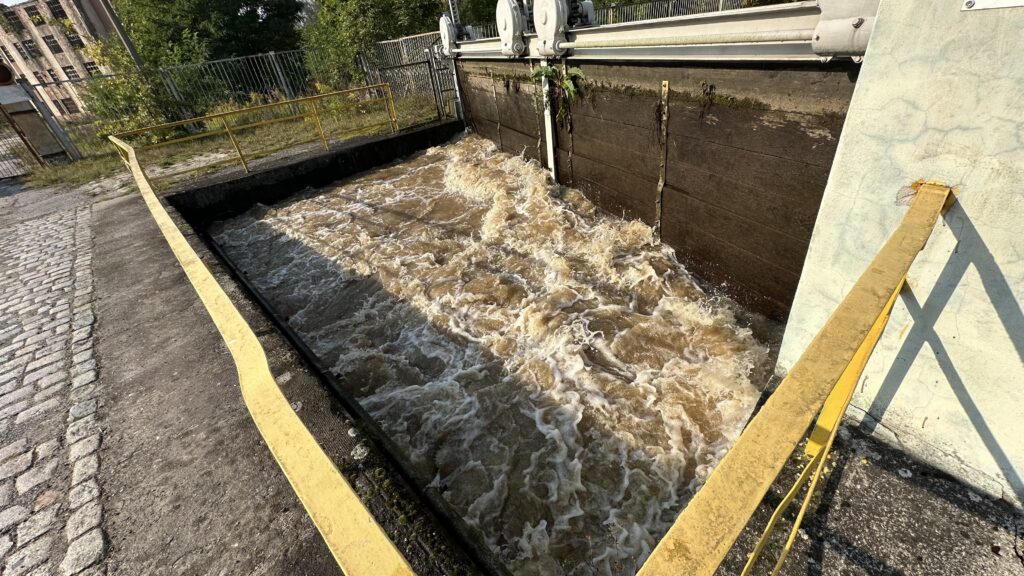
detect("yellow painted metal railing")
(638, 181), (954, 576)
(112, 83), (400, 190)
(108, 133), (415, 576)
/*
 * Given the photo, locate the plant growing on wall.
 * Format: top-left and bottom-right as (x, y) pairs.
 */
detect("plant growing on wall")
(45, 17), (77, 37)
(530, 64), (586, 126)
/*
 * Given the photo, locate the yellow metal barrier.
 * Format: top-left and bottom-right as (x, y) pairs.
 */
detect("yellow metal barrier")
(638, 181), (953, 576)
(108, 134), (415, 576)
(112, 84), (400, 189)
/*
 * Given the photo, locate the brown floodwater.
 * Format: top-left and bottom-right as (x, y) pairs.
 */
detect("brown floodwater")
(211, 135), (771, 575)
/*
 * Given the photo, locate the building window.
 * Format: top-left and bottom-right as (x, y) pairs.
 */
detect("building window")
(65, 32), (85, 49)
(51, 98), (66, 114)
(0, 45), (13, 63)
(43, 35), (63, 54)
(83, 61), (100, 76)
(61, 65), (79, 80)
(21, 39), (41, 58)
(33, 71), (46, 84)
(24, 6), (45, 26)
(12, 43), (28, 60)
(47, 68), (59, 82)
(45, 0), (68, 20)
(61, 98), (80, 114)
(1, 7), (25, 32)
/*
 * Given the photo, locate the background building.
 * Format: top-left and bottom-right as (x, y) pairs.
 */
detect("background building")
(0, 0), (115, 116)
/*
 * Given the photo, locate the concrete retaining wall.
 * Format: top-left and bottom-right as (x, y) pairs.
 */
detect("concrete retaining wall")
(778, 0), (1024, 506)
(458, 60), (857, 319)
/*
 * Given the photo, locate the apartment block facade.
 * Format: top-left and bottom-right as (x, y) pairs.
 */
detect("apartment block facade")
(0, 0), (115, 116)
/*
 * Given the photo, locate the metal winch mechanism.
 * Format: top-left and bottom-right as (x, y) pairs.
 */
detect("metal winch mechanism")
(533, 0), (595, 57)
(439, 13), (458, 57)
(496, 0), (530, 56)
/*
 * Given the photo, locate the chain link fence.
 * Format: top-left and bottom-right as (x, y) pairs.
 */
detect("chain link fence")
(0, 122), (31, 178)
(466, 0), (766, 38)
(28, 35), (457, 163)
(594, 0), (744, 23)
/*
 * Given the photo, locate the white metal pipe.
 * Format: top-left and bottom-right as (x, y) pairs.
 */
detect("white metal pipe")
(559, 29), (814, 49)
(540, 63), (558, 180)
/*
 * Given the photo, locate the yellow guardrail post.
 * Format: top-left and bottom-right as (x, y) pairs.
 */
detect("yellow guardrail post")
(384, 84), (399, 132)
(220, 117), (250, 173)
(107, 134), (415, 576)
(637, 181), (953, 576)
(310, 100), (329, 152)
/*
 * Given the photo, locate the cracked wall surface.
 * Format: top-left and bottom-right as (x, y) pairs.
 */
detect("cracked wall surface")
(778, 0), (1024, 506)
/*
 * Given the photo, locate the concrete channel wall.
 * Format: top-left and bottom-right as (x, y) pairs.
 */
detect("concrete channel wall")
(458, 60), (857, 319)
(778, 0), (1024, 507)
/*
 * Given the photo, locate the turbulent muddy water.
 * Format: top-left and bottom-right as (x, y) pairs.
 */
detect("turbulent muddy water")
(212, 136), (770, 575)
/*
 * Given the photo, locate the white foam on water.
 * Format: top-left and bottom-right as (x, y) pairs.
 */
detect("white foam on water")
(212, 136), (771, 575)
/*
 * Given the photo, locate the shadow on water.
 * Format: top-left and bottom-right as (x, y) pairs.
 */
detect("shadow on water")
(859, 201), (1024, 504)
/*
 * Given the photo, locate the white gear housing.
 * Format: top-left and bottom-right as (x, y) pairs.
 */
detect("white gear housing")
(497, 0), (528, 56)
(439, 14), (458, 57)
(533, 0), (570, 57)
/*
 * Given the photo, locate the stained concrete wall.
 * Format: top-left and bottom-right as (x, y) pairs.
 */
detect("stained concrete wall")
(458, 60), (856, 319)
(778, 0), (1024, 506)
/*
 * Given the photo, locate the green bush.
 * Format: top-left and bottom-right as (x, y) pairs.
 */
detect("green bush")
(77, 41), (176, 139)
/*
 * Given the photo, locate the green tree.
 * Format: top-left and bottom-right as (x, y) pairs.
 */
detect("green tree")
(301, 0), (444, 82)
(111, 0), (304, 66)
(78, 40), (176, 136)
(458, 0), (495, 25)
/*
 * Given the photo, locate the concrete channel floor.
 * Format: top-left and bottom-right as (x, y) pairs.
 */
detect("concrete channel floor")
(0, 173), (1022, 576)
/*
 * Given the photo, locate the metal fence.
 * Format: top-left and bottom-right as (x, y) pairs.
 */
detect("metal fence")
(156, 50), (346, 112)
(111, 84), (404, 190)
(369, 32), (442, 68)
(466, 0), (752, 38)
(0, 123), (31, 179)
(594, 0), (744, 24)
(26, 36), (456, 161)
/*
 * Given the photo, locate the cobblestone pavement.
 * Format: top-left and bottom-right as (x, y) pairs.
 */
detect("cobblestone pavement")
(0, 206), (106, 575)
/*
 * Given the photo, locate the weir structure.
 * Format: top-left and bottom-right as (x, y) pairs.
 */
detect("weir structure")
(104, 0), (1023, 574)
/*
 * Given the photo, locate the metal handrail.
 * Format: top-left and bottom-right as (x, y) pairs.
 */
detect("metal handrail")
(112, 84), (395, 139)
(110, 83), (399, 185)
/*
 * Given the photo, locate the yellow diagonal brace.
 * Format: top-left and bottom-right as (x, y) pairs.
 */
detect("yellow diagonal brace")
(638, 182), (952, 576)
(108, 135), (414, 576)
(741, 279), (905, 576)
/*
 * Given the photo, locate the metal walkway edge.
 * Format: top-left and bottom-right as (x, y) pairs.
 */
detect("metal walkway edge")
(108, 135), (414, 576)
(638, 182), (953, 575)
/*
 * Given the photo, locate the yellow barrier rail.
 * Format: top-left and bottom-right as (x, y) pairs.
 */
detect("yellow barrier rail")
(108, 133), (415, 576)
(112, 84), (400, 190)
(638, 181), (954, 576)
